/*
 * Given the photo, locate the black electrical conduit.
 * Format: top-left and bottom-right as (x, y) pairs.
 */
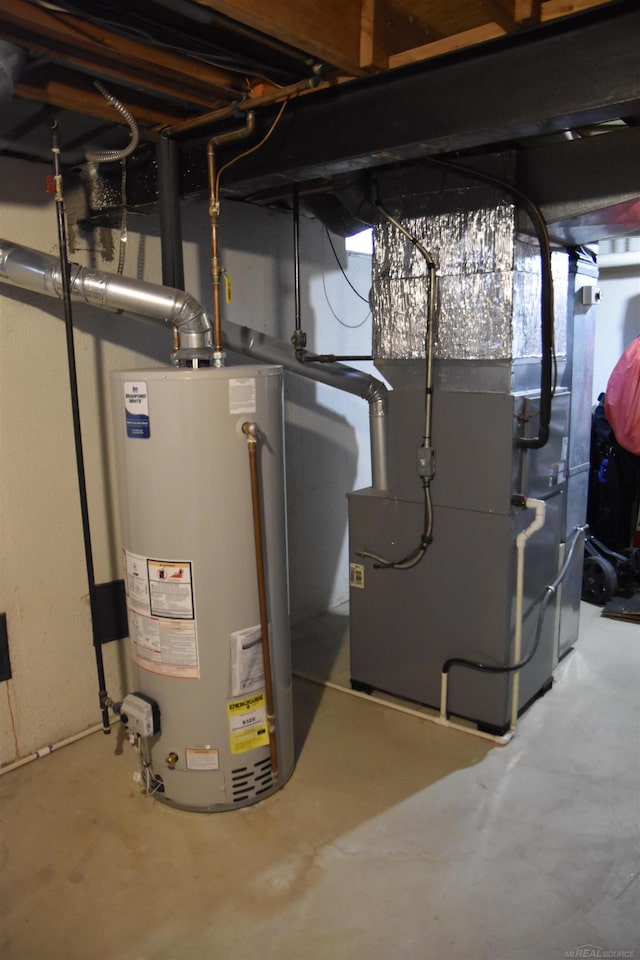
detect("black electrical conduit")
(442, 523), (587, 686)
(421, 156), (555, 451)
(51, 121), (111, 734)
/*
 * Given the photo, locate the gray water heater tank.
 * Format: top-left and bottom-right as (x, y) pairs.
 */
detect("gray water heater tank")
(110, 364), (294, 811)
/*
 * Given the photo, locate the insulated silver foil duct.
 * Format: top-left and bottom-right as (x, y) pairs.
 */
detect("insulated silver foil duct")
(372, 201), (567, 362)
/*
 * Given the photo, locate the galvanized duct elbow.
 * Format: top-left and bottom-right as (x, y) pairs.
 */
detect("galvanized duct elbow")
(224, 321), (389, 491)
(0, 239), (212, 360)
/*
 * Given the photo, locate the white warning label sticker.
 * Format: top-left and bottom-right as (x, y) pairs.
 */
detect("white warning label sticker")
(128, 610), (199, 678)
(185, 748), (219, 771)
(147, 560), (194, 619)
(230, 625), (265, 697)
(124, 550), (199, 678)
(229, 378), (256, 415)
(350, 562), (365, 589)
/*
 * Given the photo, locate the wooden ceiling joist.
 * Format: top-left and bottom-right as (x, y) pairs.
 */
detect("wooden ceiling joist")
(0, 0), (246, 107)
(15, 68), (191, 131)
(388, 22), (508, 69)
(0, 0), (621, 153)
(193, 0), (367, 75)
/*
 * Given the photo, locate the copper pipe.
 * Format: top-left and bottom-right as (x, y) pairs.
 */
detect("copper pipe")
(207, 112), (255, 362)
(242, 421), (278, 775)
(165, 75), (323, 138)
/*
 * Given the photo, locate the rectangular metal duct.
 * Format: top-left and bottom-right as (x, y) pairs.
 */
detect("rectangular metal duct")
(371, 199), (568, 365)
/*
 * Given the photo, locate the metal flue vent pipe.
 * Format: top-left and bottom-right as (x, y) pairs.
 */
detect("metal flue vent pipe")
(0, 239), (212, 360)
(224, 321), (389, 491)
(0, 238), (388, 488)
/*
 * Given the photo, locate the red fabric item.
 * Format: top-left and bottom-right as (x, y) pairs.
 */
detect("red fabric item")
(605, 337), (640, 455)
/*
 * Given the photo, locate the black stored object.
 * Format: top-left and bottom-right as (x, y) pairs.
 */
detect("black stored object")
(582, 534), (640, 605)
(0, 613), (11, 682)
(586, 394), (640, 553)
(94, 580), (129, 645)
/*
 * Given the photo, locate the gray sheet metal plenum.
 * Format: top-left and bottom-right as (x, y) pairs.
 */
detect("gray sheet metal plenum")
(371, 201), (568, 367)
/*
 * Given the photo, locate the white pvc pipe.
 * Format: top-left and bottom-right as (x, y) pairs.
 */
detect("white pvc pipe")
(294, 671), (513, 746)
(438, 497), (546, 737)
(0, 722), (114, 778)
(511, 497), (546, 732)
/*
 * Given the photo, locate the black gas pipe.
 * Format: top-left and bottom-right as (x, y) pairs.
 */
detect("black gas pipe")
(50, 121), (111, 733)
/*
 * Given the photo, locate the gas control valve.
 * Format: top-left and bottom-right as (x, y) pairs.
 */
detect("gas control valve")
(119, 692), (161, 737)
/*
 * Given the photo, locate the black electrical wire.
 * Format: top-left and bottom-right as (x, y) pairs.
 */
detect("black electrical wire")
(359, 478), (434, 570)
(324, 228), (370, 304)
(442, 524), (587, 679)
(300, 353), (373, 363)
(36, 0), (308, 85)
(292, 205), (373, 362)
(356, 201), (437, 571)
(420, 156), (555, 450)
(51, 120), (111, 734)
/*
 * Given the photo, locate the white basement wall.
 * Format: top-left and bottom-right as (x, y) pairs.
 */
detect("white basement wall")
(592, 238), (640, 403)
(0, 155), (374, 765)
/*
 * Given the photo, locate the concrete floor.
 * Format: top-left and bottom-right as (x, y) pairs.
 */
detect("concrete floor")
(1, 602), (639, 960)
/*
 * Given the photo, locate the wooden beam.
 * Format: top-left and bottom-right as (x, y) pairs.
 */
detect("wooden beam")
(540, 0), (612, 21)
(486, 0), (542, 28)
(193, 0), (366, 75)
(510, 0), (542, 23)
(388, 23), (507, 69)
(478, 0), (520, 32)
(0, 0), (244, 104)
(360, 0), (437, 71)
(15, 68), (192, 129)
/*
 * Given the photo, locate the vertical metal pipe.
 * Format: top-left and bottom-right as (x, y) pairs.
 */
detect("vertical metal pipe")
(291, 187), (307, 355)
(206, 113), (255, 363)
(369, 398), (389, 492)
(51, 122), (111, 733)
(293, 188), (300, 330)
(242, 421), (279, 775)
(156, 135), (185, 290)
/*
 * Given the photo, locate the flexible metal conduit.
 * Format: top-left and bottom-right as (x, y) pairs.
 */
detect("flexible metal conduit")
(0, 239), (212, 355)
(224, 321), (389, 492)
(85, 81), (139, 165)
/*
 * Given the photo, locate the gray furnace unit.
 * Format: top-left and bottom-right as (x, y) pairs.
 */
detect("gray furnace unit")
(348, 183), (595, 734)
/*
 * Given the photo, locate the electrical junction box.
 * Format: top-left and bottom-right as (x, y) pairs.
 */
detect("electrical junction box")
(121, 692), (160, 737)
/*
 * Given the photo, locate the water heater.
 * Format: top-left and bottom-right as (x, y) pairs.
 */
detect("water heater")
(110, 364), (294, 811)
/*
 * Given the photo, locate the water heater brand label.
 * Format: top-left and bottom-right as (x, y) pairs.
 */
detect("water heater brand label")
(124, 380), (150, 438)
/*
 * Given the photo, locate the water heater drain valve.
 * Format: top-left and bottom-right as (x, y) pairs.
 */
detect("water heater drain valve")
(118, 692), (161, 737)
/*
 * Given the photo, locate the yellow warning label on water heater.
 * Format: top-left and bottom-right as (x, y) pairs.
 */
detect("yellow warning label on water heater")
(227, 692), (269, 755)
